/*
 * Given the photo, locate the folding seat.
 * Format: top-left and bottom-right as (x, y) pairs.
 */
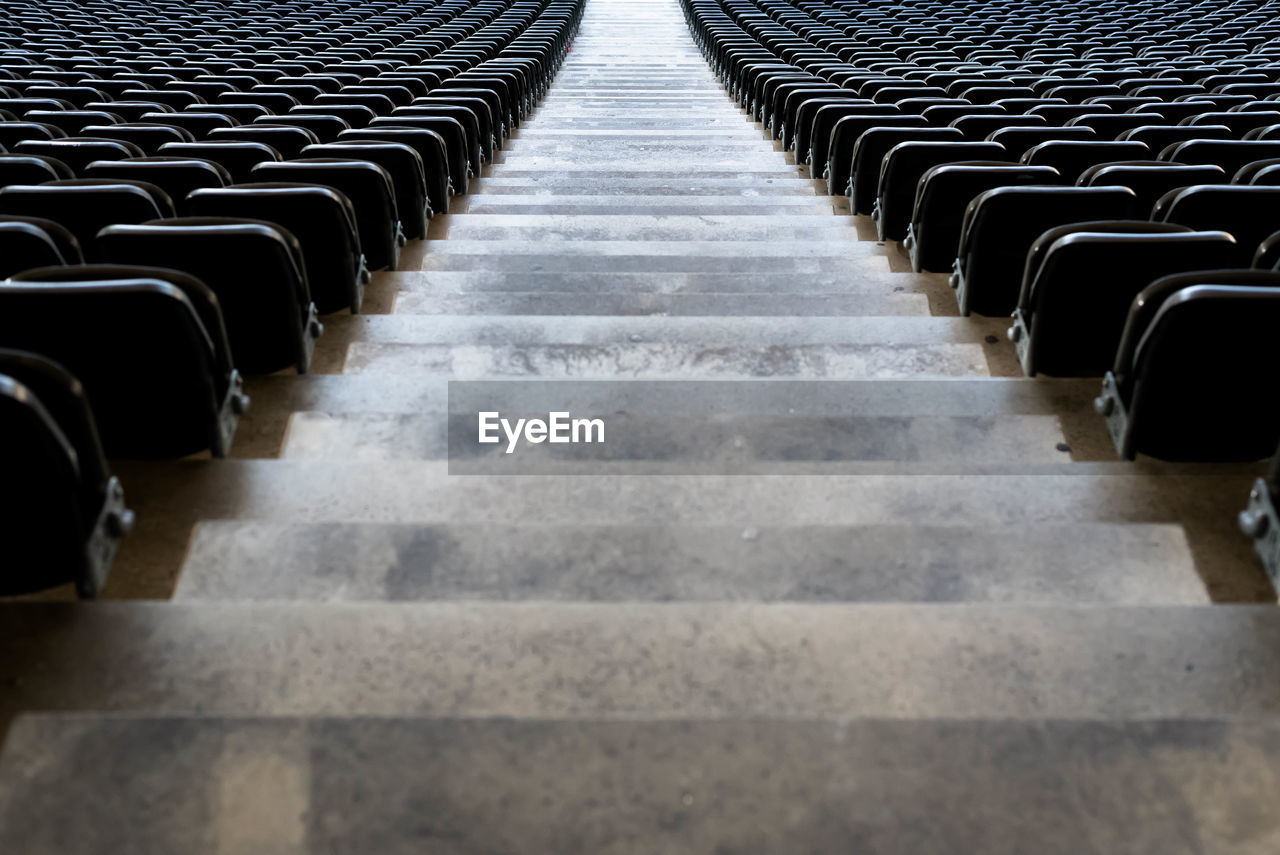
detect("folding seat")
(0, 152), (73, 188)
(0, 120), (66, 148)
(22, 108), (122, 135)
(0, 349), (130, 597)
(393, 104), (486, 170)
(82, 157), (231, 215)
(1232, 158), (1280, 185)
(0, 179), (170, 251)
(11, 138), (143, 173)
(337, 127), (451, 216)
(205, 124), (319, 159)
(907, 163), (1061, 273)
(1096, 270), (1280, 460)
(1077, 162), (1226, 214)
(95, 219), (320, 375)
(791, 96), (871, 161)
(250, 159), (403, 271)
(1009, 226), (1236, 376)
(254, 113), (351, 143)
(1066, 113), (1165, 138)
(188, 184), (366, 314)
(986, 125), (1098, 160)
(0, 218), (76, 277)
(143, 110), (239, 139)
(849, 126), (964, 214)
(121, 88), (204, 110)
(3, 262), (248, 460)
(1021, 140), (1151, 183)
(1026, 103), (1100, 125)
(808, 104), (904, 174)
(946, 113), (1039, 140)
(369, 114), (471, 194)
(302, 140), (431, 239)
(1152, 185), (1280, 265)
(21, 84), (108, 109)
(1161, 139), (1280, 175)
(1046, 83), (1123, 103)
(78, 122), (194, 154)
(771, 85), (843, 143)
(157, 140), (281, 183)
(873, 141), (1010, 241)
(953, 185), (1139, 317)
(1139, 101), (1221, 124)
(425, 88), (506, 141)
(1119, 123), (1234, 153)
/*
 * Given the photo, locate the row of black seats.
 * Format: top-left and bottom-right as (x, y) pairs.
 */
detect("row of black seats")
(0, 0), (584, 597)
(684, 0), (1280, 577)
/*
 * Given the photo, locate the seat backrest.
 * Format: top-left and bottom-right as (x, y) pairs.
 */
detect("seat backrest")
(1018, 228), (1237, 375)
(0, 220), (68, 277)
(0, 181), (166, 250)
(1153, 184), (1280, 264)
(83, 157), (231, 214)
(13, 138), (144, 173)
(954, 185), (1139, 316)
(1111, 274), (1280, 460)
(1078, 162), (1227, 214)
(0, 153), (70, 188)
(249, 158), (401, 270)
(187, 183), (362, 314)
(157, 141), (281, 183)
(0, 275), (232, 457)
(1020, 140), (1151, 182)
(0, 367), (88, 593)
(94, 218), (312, 375)
(0, 348), (108, 499)
(208, 124), (320, 158)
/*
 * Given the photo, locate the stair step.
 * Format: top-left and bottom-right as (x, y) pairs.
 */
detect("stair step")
(5, 714), (1277, 855)
(176, 521), (1205, 603)
(381, 269), (949, 295)
(390, 289), (930, 316)
(443, 214), (857, 241)
(278, 411), (1070, 463)
(2, 602), (1278, 719)
(340, 342), (989, 378)
(473, 176), (821, 194)
(461, 195), (838, 214)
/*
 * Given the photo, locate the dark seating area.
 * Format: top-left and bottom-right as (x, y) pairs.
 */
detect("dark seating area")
(687, 0), (1280, 586)
(0, 0), (577, 596)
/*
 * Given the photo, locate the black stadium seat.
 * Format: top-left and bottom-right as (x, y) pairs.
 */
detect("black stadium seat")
(83, 157), (231, 215)
(96, 218), (321, 375)
(907, 163), (1061, 273)
(1097, 270), (1280, 460)
(1010, 226), (1237, 376)
(0, 219), (72, 276)
(953, 185), (1138, 316)
(188, 183), (367, 314)
(1077, 162), (1227, 215)
(1152, 185), (1280, 265)
(0, 180), (169, 252)
(2, 266), (247, 458)
(250, 158), (404, 270)
(0, 348), (131, 598)
(873, 140), (1009, 241)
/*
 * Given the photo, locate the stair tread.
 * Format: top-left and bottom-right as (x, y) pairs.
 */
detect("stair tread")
(176, 520), (1206, 604)
(3, 714), (1278, 855)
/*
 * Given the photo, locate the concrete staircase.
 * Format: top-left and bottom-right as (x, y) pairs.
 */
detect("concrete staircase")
(2, 0), (1280, 849)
